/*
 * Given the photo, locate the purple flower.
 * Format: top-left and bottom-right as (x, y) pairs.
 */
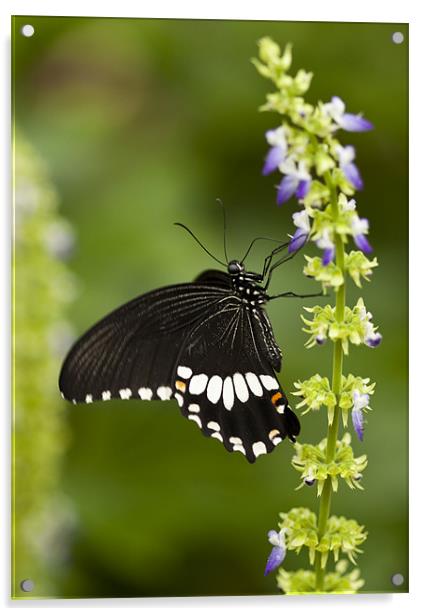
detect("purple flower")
(262, 127), (287, 175)
(288, 228), (308, 253)
(288, 209), (310, 253)
(264, 529), (286, 576)
(351, 390), (370, 441)
(315, 228), (335, 265)
(336, 145), (364, 190)
(354, 234), (372, 253)
(341, 197), (356, 212)
(365, 330), (383, 348)
(322, 246), (335, 266)
(357, 300), (383, 349)
(352, 408), (364, 441)
(277, 159), (311, 205)
(351, 215), (373, 254)
(324, 96), (374, 132)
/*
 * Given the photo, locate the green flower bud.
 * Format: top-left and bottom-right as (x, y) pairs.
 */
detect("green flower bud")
(345, 250), (378, 287)
(254, 39), (293, 86)
(324, 516), (367, 565)
(258, 37), (283, 65)
(292, 433), (368, 494)
(332, 167), (355, 195)
(303, 103), (335, 138)
(277, 561), (365, 594)
(279, 508), (318, 557)
(292, 69), (313, 95)
(292, 374), (336, 413)
(303, 256), (344, 291)
(315, 146), (335, 176)
(301, 180), (330, 208)
(302, 300), (381, 353)
(277, 508), (367, 568)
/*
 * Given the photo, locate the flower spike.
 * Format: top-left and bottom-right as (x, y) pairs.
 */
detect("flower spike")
(255, 39), (378, 594)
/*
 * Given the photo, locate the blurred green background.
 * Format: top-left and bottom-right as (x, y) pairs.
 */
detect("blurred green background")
(12, 17), (408, 597)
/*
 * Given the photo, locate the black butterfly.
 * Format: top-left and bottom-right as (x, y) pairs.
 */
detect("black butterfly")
(59, 222), (316, 463)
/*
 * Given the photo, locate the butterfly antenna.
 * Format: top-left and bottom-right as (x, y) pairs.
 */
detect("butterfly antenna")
(240, 236), (285, 264)
(174, 222), (227, 267)
(216, 198), (229, 263)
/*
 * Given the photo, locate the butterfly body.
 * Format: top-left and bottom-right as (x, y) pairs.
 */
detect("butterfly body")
(59, 258), (301, 463)
(230, 273), (282, 371)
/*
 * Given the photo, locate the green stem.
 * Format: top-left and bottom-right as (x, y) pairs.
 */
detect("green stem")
(314, 172), (346, 591)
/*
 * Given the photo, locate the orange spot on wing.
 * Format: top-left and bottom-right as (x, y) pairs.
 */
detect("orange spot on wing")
(271, 392), (283, 405)
(175, 380), (186, 392)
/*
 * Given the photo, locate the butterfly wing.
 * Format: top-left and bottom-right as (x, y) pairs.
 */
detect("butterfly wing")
(59, 269), (300, 464)
(59, 279), (231, 404)
(172, 302), (300, 463)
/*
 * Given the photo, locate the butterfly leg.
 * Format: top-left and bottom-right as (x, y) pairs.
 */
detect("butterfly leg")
(263, 234), (312, 288)
(268, 291), (324, 300)
(261, 241), (291, 279)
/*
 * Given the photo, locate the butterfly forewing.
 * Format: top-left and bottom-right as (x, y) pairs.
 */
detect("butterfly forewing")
(59, 283), (230, 404)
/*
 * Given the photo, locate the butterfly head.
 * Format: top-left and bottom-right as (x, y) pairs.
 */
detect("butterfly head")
(227, 260), (245, 276)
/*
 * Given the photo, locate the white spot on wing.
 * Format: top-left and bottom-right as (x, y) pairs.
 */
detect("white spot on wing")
(189, 374), (208, 395)
(207, 421), (221, 431)
(233, 444), (246, 455)
(174, 392), (184, 407)
(188, 414), (202, 428)
(102, 390), (111, 401)
(188, 403), (200, 413)
(85, 394), (93, 404)
(252, 441), (267, 457)
(276, 403), (285, 414)
(207, 375), (222, 404)
(157, 386), (173, 400)
(245, 372), (263, 397)
(230, 436), (242, 445)
(177, 365), (193, 379)
(138, 387), (152, 400)
(233, 373), (249, 403)
(269, 429), (282, 445)
(223, 376), (234, 411)
(211, 432), (223, 442)
(260, 374), (279, 391)
(119, 388), (132, 400)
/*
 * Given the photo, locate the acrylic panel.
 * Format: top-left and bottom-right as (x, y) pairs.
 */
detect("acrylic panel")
(12, 16), (408, 598)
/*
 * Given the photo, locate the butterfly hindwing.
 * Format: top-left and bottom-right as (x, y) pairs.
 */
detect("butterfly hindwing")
(172, 301), (300, 463)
